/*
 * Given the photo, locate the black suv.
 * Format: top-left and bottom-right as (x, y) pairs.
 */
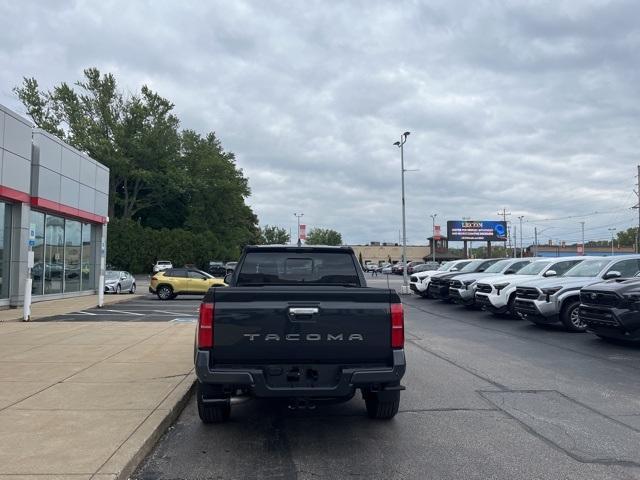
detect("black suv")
(580, 276), (640, 342)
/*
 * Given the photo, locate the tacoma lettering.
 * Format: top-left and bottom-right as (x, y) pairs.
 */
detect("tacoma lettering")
(243, 333), (364, 342)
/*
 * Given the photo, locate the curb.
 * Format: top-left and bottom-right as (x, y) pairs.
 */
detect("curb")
(105, 374), (196, 480)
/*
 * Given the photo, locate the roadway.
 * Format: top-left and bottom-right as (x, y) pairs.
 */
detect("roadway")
(131, 275), (640, 480)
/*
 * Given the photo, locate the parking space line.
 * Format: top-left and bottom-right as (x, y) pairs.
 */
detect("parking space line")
(153, 310), (195, 315)
(76, 311), (97, 316)
(103, 309), (144, 316)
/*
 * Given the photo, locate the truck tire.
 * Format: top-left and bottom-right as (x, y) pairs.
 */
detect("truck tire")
(364, 390), (400, 420)
(197, 383), (230, 424)
(506, 293), (517, 317)
(560, 298), (585, 332)
(156, 285), (173, 301)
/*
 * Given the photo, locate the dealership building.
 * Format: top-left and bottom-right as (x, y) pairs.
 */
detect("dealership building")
(0, 103), (108, 309)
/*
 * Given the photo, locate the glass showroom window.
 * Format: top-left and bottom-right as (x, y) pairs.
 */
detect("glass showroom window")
(64, 220), (81, 293)
(0, 202), (12, 299)
(44, 215), (64, 295)
(81, 223), (93, 290)
(30, 211), (45, 296)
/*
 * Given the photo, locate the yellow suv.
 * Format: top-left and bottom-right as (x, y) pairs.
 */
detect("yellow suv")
(150, 268), (226, 300)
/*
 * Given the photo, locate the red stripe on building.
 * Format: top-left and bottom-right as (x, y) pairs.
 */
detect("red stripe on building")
(30, 197), (106, 224)
(0, 186), (31, 203)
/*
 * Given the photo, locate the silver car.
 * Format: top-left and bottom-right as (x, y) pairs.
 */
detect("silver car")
(104, 270), (136, 294)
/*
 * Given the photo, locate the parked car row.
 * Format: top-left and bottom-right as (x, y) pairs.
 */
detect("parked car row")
(364, 260), (440, 275)
(411, 254), (640, 343)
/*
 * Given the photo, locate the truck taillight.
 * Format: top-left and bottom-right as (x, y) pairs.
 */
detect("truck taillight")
(391, 303), (404, 348)
(198, 302), (214, 348)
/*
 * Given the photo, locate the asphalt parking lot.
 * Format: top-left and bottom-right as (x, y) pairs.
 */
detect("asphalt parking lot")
(133, 275), (640, 480)
(40, 289), (201, 323)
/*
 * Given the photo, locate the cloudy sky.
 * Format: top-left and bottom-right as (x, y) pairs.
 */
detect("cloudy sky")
(1, 0), (639, 246)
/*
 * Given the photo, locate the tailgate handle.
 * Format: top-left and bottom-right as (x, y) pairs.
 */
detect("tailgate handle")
(289, 307), (319, 315)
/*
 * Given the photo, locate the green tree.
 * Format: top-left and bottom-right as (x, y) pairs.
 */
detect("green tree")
(260, 225), (290, 245)
(616, 227), (638, 247)
(305, 228), (343, 246)
(15, 69), (182, 220)
(15, 68), (260, 267)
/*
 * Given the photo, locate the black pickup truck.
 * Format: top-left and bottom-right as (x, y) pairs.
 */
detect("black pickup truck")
(194, 245), (406, 423)
(580, 276), (640, 342)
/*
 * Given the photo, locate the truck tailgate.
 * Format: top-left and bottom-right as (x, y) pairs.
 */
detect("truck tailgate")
(211, 286), (394, 363)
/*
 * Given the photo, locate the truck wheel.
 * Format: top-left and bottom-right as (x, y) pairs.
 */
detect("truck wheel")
(560, 299), (585, 332)
(364, 390), (400, 420)
(506, 293), (517, 317)
(197, 383), (230, 424)
(156, 285), (173, 300)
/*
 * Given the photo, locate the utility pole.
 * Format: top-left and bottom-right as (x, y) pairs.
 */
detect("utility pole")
(513, 225), (517, 258)
(394, 131), (411, 294)
(517, 215), (524, 258)
(430, 213), (437, 262)
(497, 208), (511, 256)
(534, 227), (538, 257)
(579, 221), (585, 256)
(636, 165), (640, 253)
(293, 212), (304, 246)
(608, 228), (617, 256)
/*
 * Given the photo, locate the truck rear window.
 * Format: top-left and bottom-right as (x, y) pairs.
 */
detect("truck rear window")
(237, 252), (360, 286)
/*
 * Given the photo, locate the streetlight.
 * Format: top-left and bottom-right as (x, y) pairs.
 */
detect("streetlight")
(430, 213), (437, 263)
(294, 212), (304, 246)
(608, 228), (617, 256)
(517, 216), (524, 258)
(394, 131), (410, 294)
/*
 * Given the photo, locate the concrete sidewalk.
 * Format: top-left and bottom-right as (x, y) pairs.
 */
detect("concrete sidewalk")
(0, 292), (144, 323)
(0, 320), (196, 480)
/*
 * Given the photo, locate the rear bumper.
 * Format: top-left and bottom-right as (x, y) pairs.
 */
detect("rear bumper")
(195, 349), (406, 398)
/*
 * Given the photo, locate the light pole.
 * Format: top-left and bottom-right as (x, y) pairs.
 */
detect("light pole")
(608, 228), (616, 256)
(517, 216), (524, 258)
(580, 221), (585, 256)
(294, 212), (304, 246)
(394, 131), (410, 294)
(430, 213), (437, 263)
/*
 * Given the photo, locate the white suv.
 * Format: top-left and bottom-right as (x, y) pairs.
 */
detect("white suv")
(153, 260), (173, 273)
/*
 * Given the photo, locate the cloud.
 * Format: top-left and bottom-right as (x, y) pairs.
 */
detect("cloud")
(1, 0), (639, 247)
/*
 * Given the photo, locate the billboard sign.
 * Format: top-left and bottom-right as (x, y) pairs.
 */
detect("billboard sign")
(447, 220), (508, 242)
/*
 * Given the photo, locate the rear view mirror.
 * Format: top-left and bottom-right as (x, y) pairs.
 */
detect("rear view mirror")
(544, 270), (557, 277)
(224, 273), (233, 284)
(504, 269), (516, 275)
(604, 271), (621, 280)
